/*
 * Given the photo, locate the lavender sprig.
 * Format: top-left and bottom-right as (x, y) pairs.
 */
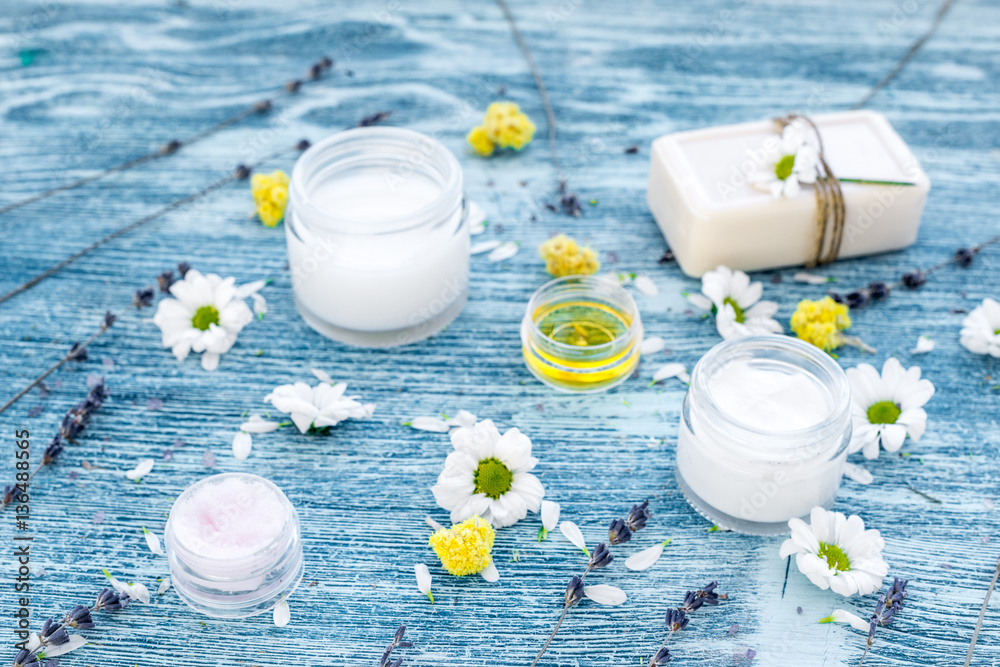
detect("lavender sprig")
(530, 501), (652, 667)
(963, 557), (1000, 667)
(647, 582), (727, 666)
(11, 587), (131, 665)
(378, 625), (414, 667)
(2, 379), (110, 512)
(858, 578), (908, 665)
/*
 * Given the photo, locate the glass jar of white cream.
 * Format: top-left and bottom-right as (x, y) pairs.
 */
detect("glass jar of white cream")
(165, 473), (304, 618)
(675, 335), (852, 535)
(286, 127), (470, 347)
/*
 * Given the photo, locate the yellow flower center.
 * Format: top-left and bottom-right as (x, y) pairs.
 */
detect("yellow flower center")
(474, 458), (512, 499)
(817, 541), (851, 572)
(428, 516), (495, 576)
(775, 154), (796, 181)
(191, 305), (220, 331)
(867, 400), (901, 425)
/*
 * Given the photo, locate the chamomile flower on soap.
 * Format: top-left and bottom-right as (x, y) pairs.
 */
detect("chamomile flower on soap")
(960, 297), (1000, 357)
(748, 119), (819, 198)
(152, 270), (255, 371)
(846, 358), (934, 460)
(431, 419), (545, 529)
(428, 515), (498, 581)
(779, 507), (888, 597)
(250, 170), (289, 227)
(686, 266), (782, 340)
(264, 381), (375, 434)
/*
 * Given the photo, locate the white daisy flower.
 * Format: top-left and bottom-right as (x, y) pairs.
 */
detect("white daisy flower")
(264, 381), (375, 434)
(152, 269), (257, 371)
(846, 358), (935, 460)
(960, 298), (1000, 357)
(686, 265), (782, 340)
(779, 507), (888, 597)
(430, 419), (545, 529)
(748, 119), (819, 198)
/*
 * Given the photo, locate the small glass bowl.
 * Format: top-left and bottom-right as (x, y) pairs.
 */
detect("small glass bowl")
(521, 275), (643, 393)
(165, 473), (304, 618)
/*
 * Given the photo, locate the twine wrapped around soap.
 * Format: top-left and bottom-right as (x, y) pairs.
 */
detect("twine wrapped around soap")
(776, 114), (845, 267)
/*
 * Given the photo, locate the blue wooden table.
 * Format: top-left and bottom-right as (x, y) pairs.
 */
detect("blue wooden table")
(1, 1), (999, 665)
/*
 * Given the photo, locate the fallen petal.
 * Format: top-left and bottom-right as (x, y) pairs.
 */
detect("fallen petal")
(641, 336), (666, 356)
(232, 431), (252, 461)
(584, 584), (627, 606)
(633, 275), (659, 297)
(41, 635), (87, 657)
(842, 462), (873, 485)
(794, 272), (832, 285)
(541, 500), (560, 532)
(652, 363), (687, 383)
(408, 416), (450, 433)
(273, 599), (291, 627)
(311, 368), (334, 384)
(488, 241), (519, 263)
(414, 563), (432, 596)
(559, 521), (588, 553)
(143, 528), (162, 555)
(125, 458), (154, 481)
(157, 577), (171, 595)
(912, 335), (934, 354)
(819, 609), (870, 632)
(470, 240), (502, 255)
(480, 561), (500, 582)
(625, 540), (670, 571)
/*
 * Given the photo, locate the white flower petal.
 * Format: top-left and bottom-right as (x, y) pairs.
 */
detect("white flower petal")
(652, 363), (687, 383)
(685, 292), (714, 310)
(240, 416), (280, 433)
(157, 577), (171, 595)
(232, 431), (253, 460)
(559, 521), (588, 553)
(911, 335), (934, 354)
(41, 635), (87, 657)
(409, 416), (451, 433)
(470, 239), (502, 255)
(583, 584), (627, 606)
(842, 462), (873, 485)
(126, 582), (151, 605)
(794, 272), (832, 285)
(125, 458), (154, 481)
(234, 279), (268, 299)
(480, 561), (500, 582)
(625, 541), (670, 571)
(488, 241), (519, 263)
(633, 275), (659, 297)
(142, 528), (162, 555)
(311, 368), (334, 384)
(821, 609), (871, 632)
(414, 563), (432, 596)
(541, 500), (560, 532)
(273, 599), (290, 627)
(468, 201), (488, 235)
(640, 336), (665, 356)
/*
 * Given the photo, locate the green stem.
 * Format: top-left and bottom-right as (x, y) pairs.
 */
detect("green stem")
(838, 178), (916, 187)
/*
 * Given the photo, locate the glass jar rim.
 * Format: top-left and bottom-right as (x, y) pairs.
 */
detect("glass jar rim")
(688, 334), (852, 449)
(165, 472), (296, 567)
(289, 126), (463, 236)
(523, 275), (641, 354)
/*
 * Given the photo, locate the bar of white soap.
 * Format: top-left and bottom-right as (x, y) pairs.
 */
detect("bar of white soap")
(646, 110), (930, 277)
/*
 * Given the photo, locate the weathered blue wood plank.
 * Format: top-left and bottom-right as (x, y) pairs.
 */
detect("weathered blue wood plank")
(1, 1), (999, 666)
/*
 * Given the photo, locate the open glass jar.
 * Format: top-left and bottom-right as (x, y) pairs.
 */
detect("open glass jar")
(521, 276), (643, 393)
(165, 473), (303, 618)
(285, 127), (470, 347)
(675, 335), (852, 535)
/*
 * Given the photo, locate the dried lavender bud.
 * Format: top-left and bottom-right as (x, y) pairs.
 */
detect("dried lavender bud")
(564, 574), (585, 607)
(3, 484), (16, 505)
(95, 588), (126, 611)
(319, 56), (333, 69)
(233, 164), (251, 180)
(42, 436), (63, 465)
(696, 581), (722, 605)
(296, 139), (311, 151)
(827, 291), (845, 304)
(132, 287), (155, 309)
(285, 79), (302, 93)
(63, 604), (95, 630)
(160, 139), (182, 155)
(358, 111), (393, 127)
(67, 342), (88, 362)
(608, 517), (632, 545)
(650, 646), (671, 665)
(846, 290), (868, 309)
(680, 590), (704, 612)
(868, 281), (890, 300)
(626, 499), (651, 532)
(955, 247), (975, 267)
(394, 625), (406, 643)
(177, 261), (191, 278)
(561, 193), (582, 217)
(156, 269), (175, 293)
(588, 542), (613, 570)
(901, 271), (926, 289)
(40, 618), (69, 646)
(12, 649), (39, 667)
(103, 311), (116, 329)
(665, 608), (689, 633)
(658, 249), (675, 264)
(624, 145), (639, 154)
(309, 63), (322, 80)
(254, 99), (272, 113)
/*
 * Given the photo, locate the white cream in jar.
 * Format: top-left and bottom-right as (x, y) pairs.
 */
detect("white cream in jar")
(675, 335), (852, 535)
(286, 127), (470, 348)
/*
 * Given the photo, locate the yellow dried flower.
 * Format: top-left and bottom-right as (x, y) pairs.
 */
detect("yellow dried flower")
(467, 101), (536, 157)
(539, 234), (601, 277)
(428, 515), (495, 576)
(251, 170), (289, 227)
(790, 296), (852, 352)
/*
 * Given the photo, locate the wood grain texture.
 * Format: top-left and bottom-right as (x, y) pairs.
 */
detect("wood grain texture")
(1, 1), (999, 665)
